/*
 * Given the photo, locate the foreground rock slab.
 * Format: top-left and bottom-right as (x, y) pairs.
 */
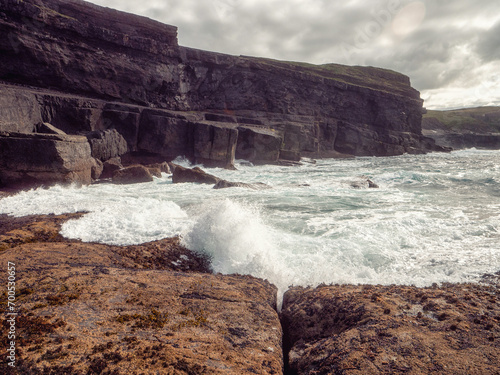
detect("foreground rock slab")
(281, 284), (500, 375)
(0, 214), (283, 374)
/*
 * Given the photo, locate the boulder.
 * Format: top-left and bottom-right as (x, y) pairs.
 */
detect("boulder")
(281, 284), (500, 374)
(100, 157), (123, 179)
(112, 165), (153, 185)
(213, 180), (271, 190)
(147, 162), (171, 174)
(147, 166), (162, 178)
(172, 165), (220, 184)
(0, 132), (93, 188)
(86, 129), (128, 162)
(349, 176), (379, 189)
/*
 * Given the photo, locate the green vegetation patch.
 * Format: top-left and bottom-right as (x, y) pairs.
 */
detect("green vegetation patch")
(424, 107), (500, 133)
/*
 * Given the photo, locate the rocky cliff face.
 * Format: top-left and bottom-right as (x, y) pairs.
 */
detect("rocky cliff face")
(0, 0), (442, 187)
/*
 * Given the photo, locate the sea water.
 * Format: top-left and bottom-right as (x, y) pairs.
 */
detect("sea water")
(1, 149), (499, 298)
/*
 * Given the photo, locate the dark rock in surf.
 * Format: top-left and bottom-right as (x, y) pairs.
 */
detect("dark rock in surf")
(171, 165), (220, 185)
(146, 166), (162, 178)
(112, 165), (153, 185)
(147, 162), (171, 174)
(350, 176), (379, 189)
(213, 180), (271, 190)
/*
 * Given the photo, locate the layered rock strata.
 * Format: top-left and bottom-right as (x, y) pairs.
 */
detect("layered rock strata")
(0, 0), (444, 188)
(0, 131), (94, 187)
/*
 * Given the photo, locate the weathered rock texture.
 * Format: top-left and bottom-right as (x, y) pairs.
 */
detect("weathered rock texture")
(0, 214), (283, 374)
(172, 165), (221, 185)
(112, 164), (154, 185)
(0, 0), (444, 188)
(281, 284), (500, 375)
(0, 131), (94, 188)
(86, 129), (128, 162)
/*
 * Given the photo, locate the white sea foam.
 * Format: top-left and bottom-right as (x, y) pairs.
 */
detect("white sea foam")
(0, 150), (499, 299)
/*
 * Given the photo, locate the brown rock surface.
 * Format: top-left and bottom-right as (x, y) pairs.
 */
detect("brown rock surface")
(281, 284), (500, 375)
(172, 165), (221, 185)
(0, 214), (283, 374)
(100, 157), (123, 180)
(112, 164), (154, 185)
(213, 180), (272, 190)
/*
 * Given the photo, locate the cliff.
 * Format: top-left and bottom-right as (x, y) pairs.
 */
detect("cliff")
(0, 0), (444, 188)
(422, 107), (500, 150)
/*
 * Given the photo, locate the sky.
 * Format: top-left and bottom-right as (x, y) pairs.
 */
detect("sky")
(86, 0), (500, 110)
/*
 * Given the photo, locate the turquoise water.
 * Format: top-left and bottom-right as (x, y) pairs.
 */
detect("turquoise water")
(1, 149), (499, 297)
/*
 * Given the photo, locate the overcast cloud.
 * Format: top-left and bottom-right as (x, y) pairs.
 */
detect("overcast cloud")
(87, 0), (500, 109)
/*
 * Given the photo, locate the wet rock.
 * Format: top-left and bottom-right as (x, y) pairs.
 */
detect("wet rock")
(0, 132), (93, 188)
(112, 165), (153, 185)
(100, 157), (123, 179)
(147, 166), (162, 178)
(147, 162), (171, 174)
(213, 180), (271, 190)
(172, 165), (221, 184)
(281, 284), (500, 375)
(350, 176), (379, 189)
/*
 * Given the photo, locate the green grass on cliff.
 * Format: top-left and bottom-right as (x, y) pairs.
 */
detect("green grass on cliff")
(424, 107), (500, 133)
(245, 57), (416, 98)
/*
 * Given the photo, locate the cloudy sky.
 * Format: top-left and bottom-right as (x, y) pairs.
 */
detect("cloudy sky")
(87, 0), (500, 110)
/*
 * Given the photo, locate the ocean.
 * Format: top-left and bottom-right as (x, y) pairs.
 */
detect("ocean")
(1, 149), (499, 298)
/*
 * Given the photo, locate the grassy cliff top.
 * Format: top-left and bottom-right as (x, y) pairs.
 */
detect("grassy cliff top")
(423, 107), (500, 133)
(244, 57), (419, 99)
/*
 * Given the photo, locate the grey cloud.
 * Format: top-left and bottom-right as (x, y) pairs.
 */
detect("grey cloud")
(476, 21), (500, 62)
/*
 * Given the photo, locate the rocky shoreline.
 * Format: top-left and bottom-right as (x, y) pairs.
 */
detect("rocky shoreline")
(1, 212), (498, 374)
